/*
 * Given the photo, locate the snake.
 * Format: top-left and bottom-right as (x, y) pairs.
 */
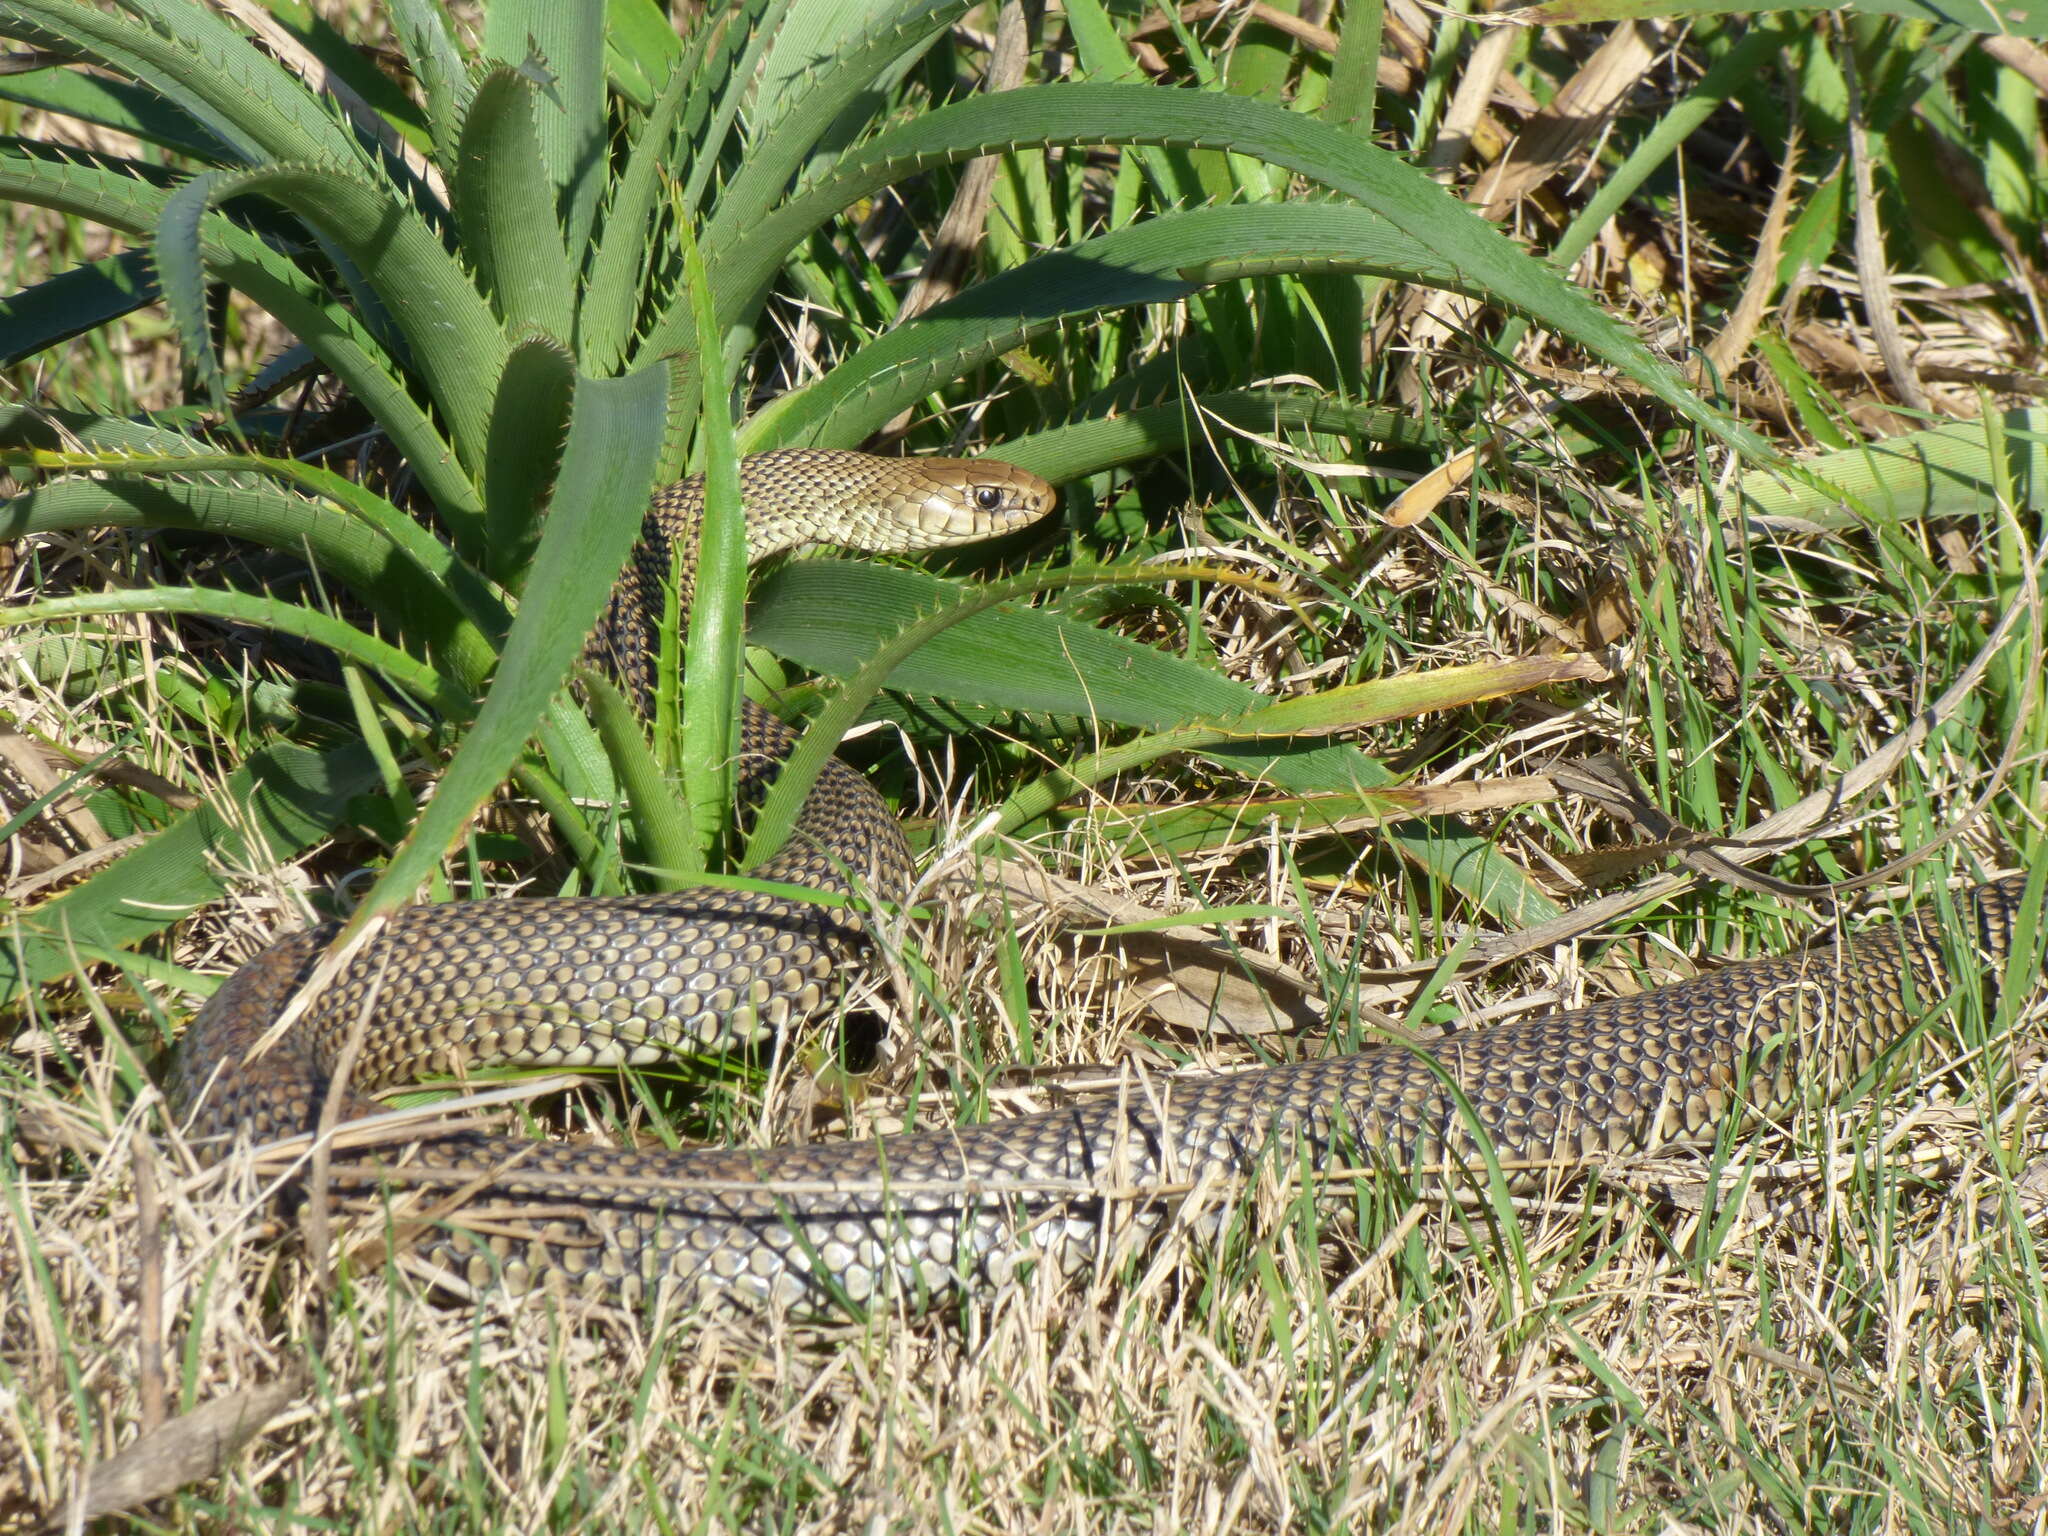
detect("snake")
(165, 449), (2041, 1315)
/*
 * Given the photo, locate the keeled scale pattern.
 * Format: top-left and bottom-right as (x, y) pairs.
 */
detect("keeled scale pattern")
(162, 452), (2036, 1316)
(383, 876), (2029, 1312)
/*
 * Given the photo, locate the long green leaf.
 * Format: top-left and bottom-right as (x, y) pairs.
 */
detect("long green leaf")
(946, 389), (1439, 488)
(752, 0), (921, 128)
(751, 562), (1260, 728)
(153, 162), (508, 502)
(0, 62), (229, 160)
(259, 4), (434, 151)
(1042, 791), (1416, 864)
(455, 70), (577, 341)
(0, 742), (383, 1005)
(1726, 408), (2048, 532)
(0, 472), (501, 691)
(991, 657), (1600, 836)
(743, 202), (1474, 448)
(709, 83), (1765, 458)
(581, 669), (699, 878)
(0, 251), (157, 366)
(0, 148), (480, 524)
(745, 564), (1235, 870)
(581, 54), (694, 374)
(2, 589), (473, 718)
(0, 0), (367, 169)
(604, 0), (682, 105)
(153, 166), (234, 408)
(6, 448), (635, 832)
(386, 0), (473, 174)
(0, 403), (212, 461)
(699, 0), (969, 247)
(481, 3), (606, 259)
(0, 427), (506, 640)
(339, 363), (669, 938)
(748, 562), (1560, 924)
(672, 0), (793, 220)
(0, 444), (598, 843)
(634, 0), (945, 359)
(483, 340), (578, 588)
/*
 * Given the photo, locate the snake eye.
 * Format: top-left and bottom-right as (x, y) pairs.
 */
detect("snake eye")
(975, 485), (1004, 512)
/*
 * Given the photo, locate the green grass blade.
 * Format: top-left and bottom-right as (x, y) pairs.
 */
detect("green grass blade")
(1059, 0), (1201, 210)
(581, 669), (700, 879)
(1325, 0), (1383, 131)
(676, 215), (745, 863)
(1520, 24), (1790, 302)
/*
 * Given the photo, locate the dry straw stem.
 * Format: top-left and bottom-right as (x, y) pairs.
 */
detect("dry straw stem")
(1467, 542), (2042, 969)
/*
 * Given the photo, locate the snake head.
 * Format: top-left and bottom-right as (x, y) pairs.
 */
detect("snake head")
(728, 450), (1058, 564)
(882, 457), (1060, 546)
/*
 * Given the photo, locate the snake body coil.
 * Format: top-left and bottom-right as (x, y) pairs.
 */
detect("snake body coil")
(169, 451), (2039, 1314)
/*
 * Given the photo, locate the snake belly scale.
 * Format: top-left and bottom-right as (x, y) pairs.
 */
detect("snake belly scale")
(168, 450), (2039, 1314)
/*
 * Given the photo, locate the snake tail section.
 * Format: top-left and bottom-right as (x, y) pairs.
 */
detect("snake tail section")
(173, 876), (2039, 1315)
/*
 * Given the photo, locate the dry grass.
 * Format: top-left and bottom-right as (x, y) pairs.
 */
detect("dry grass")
(8, 494), (2045, 1529)
(7, 948), (2048, 1531)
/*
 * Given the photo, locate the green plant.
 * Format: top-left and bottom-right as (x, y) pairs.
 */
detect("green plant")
(0, 0), (1758, 1003)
